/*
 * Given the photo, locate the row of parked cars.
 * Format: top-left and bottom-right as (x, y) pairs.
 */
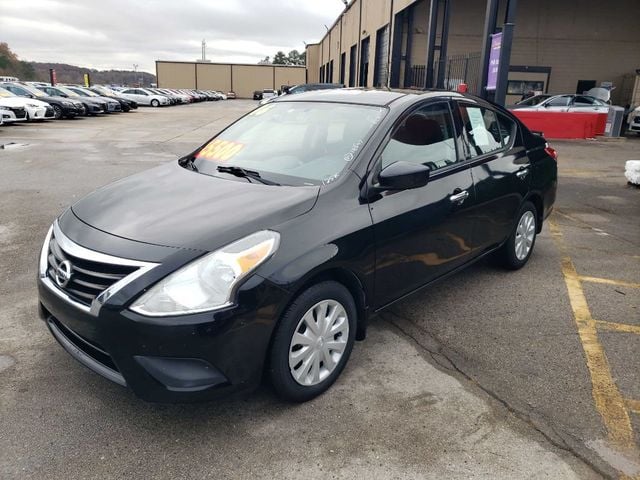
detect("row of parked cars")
(0, 81), (232, 125)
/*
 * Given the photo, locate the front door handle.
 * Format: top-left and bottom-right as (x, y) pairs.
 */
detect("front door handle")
(516, 167), (530, 180)
(449, 190), (469, 205)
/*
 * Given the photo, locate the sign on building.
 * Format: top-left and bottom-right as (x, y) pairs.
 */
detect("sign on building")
(486, 32), (502, 91)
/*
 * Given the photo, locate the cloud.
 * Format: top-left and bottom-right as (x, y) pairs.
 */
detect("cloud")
(0, 0), (344, 72)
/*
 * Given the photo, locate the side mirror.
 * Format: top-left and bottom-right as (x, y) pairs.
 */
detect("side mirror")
(378, 161), (430, 191)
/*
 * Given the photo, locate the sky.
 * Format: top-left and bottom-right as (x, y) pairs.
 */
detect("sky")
(1, 0), (344, 73)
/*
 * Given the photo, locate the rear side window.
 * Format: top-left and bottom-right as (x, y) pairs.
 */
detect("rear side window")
(496, 113), (517, 147)
(458, 105), (503, 158)
(381, 102), (458, 171)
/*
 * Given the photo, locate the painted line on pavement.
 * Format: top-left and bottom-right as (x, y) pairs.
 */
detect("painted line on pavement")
(580, 276), (640, 290)
(597, 321), (640, 336)
(550, 220), (636, 452)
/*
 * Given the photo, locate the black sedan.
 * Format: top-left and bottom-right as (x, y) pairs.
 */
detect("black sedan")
(38, 89), (557, 403)
(37, 85), (106, 115)
(1, 82), (84, 119)
(89, 85), (138, 111)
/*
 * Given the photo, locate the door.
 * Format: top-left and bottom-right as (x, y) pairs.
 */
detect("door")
(369, 101), (478, 307)
(359, 37), (370, 87)
(455, 102), (530, 251)
(349, 45), (357, 87)
(568, 95), (607, 113)
(374, 25), (390, 87)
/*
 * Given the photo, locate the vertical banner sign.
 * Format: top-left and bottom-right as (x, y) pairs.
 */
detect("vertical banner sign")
(49, 68), (57, 86)
(83, 73), (90, 87)
(486, 32), (502, 91)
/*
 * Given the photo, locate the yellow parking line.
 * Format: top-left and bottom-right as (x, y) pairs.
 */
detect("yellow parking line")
(549, 220), (636, 451)
(627, 399), (640, 415)
(597, 321), (640, 335)
(580, 276), (640, 290)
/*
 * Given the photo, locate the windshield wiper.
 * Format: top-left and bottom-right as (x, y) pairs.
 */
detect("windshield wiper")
(216, 165), (280, 186)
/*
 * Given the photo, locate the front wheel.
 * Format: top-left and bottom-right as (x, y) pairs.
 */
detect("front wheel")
(150, 99), (160, 107)
(495, 201), (538, 270)
(269, 281), (357, 402)
(52, 105), (63, 119)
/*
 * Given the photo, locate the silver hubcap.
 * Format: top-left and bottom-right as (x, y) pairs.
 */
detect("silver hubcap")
(515, 210), (536, 260)
(289, 299), (349, 386)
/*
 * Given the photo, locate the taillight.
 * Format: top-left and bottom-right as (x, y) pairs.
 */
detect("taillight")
(544, 143), (558, 162)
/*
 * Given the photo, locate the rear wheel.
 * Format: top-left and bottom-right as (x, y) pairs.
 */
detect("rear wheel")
(52, 105), (63, 120)
(269, 281), (356, 402)
(151, 99), (160, 107)
(495, 201), (538, 270)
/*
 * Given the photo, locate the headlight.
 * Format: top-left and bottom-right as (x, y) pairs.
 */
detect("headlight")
(130, 230), (279, 316)
(26, 103), (39, 108)
(62, 101), (73, 107)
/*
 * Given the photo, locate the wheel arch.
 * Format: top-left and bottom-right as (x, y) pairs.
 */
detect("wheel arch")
(524, 192), (544, 233)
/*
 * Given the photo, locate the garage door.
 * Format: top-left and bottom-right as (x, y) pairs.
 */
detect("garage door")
(374, 25), (390, 87)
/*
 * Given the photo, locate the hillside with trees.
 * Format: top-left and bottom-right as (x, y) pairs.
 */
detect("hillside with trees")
(0, 43), (155, 86)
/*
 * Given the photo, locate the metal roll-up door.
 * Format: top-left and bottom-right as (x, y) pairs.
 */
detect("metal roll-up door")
(374, 25), (390, 87)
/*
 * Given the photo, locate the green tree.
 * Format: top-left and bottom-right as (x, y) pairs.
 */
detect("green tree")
(272, 51), (288, 65)
(287, 50), (306, 66)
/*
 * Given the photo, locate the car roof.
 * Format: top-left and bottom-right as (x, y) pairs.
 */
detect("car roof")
(275, 88), (465, 107)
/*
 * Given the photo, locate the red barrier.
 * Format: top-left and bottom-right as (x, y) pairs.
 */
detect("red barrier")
(510, 111), (608, 139)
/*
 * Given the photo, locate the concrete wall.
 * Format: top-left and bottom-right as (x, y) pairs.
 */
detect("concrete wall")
(305, 44), (321, 83)
(156, 62), (196, 89)
(156, 61), (305, 98)
(306, 0), (640, 104)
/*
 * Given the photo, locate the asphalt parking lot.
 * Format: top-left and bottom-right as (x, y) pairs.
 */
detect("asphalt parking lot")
(0, 101), (638, 479)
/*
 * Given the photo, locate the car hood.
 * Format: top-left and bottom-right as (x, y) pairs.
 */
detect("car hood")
(71, 161), (320, 252)
(0, 97), (33, 107)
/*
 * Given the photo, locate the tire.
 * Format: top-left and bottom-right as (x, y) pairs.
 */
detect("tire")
(269, 281), (357, 402)
(494, 201), (538, 270)
(52, 105), (63, 120)
(151, 99), (160, 107)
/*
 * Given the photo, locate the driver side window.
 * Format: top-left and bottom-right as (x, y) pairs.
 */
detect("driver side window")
(381, 102), (458, 171)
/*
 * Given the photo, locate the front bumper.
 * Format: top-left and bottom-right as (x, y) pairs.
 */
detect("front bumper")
(38, 260), (288, 403)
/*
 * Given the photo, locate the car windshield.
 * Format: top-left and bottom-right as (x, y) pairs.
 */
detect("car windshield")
(55, 86), (80, 97)
(18, 84), (46, 97)
(190, 102), (387, 186)
(0, 87), (16, 98)
(67, 87), (90, 97)
(75, 88), (98, 97)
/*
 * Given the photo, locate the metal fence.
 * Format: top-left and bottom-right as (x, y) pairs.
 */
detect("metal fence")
(407, 52), (481, 93)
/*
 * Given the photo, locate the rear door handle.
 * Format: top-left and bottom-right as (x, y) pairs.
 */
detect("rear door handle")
(516, 168), (530, 179)
(449, 190), (469, 205)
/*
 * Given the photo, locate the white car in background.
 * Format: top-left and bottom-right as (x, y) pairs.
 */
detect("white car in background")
(513, 94), (609, 113)
(628, 106), (640, 135)
(119, 88), (170, 107)
(0, 86), (53, 122)
(0, 86), (55, 121)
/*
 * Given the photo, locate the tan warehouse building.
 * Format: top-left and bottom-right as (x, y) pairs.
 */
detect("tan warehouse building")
(156, 61), (306, 99)
(305, 0), (640, 105)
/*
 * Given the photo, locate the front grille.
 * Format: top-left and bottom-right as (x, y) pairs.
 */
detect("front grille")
(9, 107), (26, 119)
(45, 106), (54, 116)
(46, 232), (138, 307)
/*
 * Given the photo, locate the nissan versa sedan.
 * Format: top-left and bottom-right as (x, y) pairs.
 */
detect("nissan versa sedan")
(38, 89), (557, 403)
